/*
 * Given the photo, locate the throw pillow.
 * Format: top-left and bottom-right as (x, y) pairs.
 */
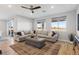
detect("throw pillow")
(17, 32), (22, 36)
(51, 31), (56, 36)
(21, 32), (25, 36)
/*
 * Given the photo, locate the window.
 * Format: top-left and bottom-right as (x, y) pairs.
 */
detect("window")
(37, 22), (44, 30)
(51, 21), (67, 31)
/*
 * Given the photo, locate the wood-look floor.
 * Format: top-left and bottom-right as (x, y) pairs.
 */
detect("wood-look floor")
(0, 37), (18, 55)
(0, 38), (79, 55)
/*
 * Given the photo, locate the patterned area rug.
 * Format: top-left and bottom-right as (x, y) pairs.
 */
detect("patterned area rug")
(10, 42), (61, 55)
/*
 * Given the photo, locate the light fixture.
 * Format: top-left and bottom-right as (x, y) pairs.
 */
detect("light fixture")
(8, 5), (12, 8)
(51, 6), (54, 8)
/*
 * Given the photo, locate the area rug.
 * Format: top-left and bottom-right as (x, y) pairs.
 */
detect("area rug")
(10, 42), (61, 55)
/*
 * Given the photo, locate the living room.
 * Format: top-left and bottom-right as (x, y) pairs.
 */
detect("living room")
(0, 4), (79, 55)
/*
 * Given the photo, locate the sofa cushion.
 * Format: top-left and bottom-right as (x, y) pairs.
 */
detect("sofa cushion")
(23, 31), (31, 35)
(37, 31), (48, 35)
(48, 32), (52, 37)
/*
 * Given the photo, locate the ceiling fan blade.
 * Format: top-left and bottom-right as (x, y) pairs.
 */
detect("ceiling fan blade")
(21, 5), (41, 13)
(21, 6), (30, 9)
(32, 6), (41, 10)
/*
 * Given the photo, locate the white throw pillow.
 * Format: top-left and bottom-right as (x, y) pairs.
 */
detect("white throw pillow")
(21, 32), (25, 36)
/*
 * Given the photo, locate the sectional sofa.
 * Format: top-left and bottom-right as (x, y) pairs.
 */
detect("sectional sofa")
(14, 30), (59, 43)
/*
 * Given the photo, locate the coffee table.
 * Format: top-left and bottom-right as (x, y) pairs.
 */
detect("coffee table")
(25, 37), (45, 48)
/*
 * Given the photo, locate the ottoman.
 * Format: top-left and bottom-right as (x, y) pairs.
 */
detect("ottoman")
(25, 37), (45, 48)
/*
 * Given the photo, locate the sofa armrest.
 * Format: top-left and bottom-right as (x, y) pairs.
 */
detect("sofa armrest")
(51, 34), (58, 40)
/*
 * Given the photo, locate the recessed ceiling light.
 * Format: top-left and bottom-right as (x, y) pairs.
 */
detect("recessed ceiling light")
(8, 5), (12, 8)
(51, 6), (54, 8)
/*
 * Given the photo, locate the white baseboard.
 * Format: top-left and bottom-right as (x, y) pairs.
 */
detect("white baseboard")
(58, 39), (73, 43)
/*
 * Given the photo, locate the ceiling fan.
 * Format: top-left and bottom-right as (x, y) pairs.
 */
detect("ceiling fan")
(21, 5), (41, 13)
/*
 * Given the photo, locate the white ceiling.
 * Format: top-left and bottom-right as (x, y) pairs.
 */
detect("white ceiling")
(0, 4), (78, 20)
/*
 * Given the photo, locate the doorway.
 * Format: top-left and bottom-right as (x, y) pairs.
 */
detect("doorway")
(7, 20), (15, 37)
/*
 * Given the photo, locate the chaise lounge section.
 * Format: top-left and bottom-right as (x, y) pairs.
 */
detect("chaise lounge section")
(14, 31), (31, 42)
(38, 33), (58, 43)
(37, 31), (59, 43)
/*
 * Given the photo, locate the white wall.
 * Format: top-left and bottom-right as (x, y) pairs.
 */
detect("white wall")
(34, 10), (76, 41)
(0, 20), (7, 40)
(76, 6), (79, 36)
(14, 16), (33, 32)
